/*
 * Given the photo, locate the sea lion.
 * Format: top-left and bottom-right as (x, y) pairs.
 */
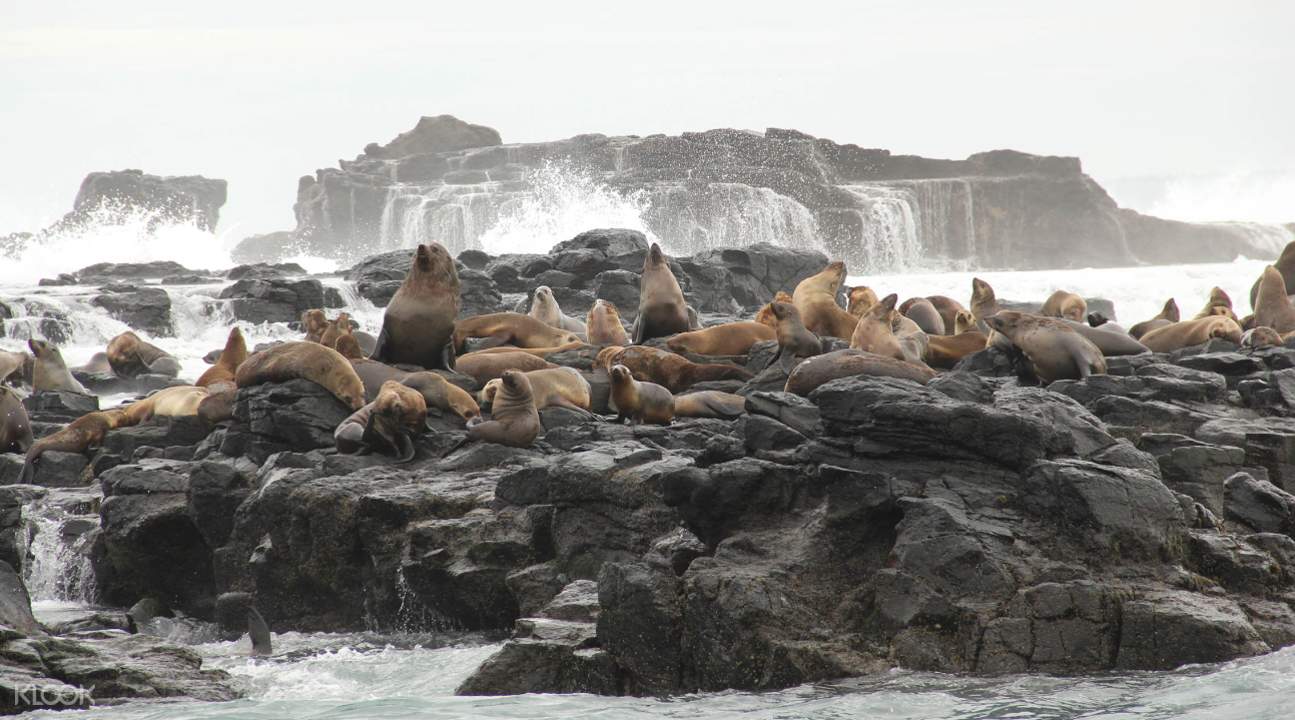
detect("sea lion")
(301, 309), (329, 343)
(0, 387), (33, 454)
(608, 364), (674, 425)
(454, 313), (581, 352)
(120, 385), (210, 424)
(793, 262), (858, 339)
(755, 292), (795, 327)
(597, 345), (753, 393)
(784, 349), (937, 396)
(1242, 326), (1283, 350)
(235, 341), (366, 410)
(672, 390), (746, 419)
(632, 243), (691, 343)
(1250, 240), (1295, 306)
(371, 242), (461, 370)
(1040, 291), (1087, 322)
(953, 310), (978, 335)
(334, 333), (364, 360)
(1129, 298), (1181, 340)
(197, 327), (248, 389)
(454, 350), (556, 385)
(462, 342), (586, 359)
(969, 277), (1001, 329)
(1139, 316), (1244, 353)
(666, 321), (776, 357)
(847, 286), (880, 318)
(0, 350), (31, 387)
(770, 302), (824, 370)
(334, 380), (427, 462)
(587, 299), (630, 346)
(29, 339), (89, 394)
(348, 356), (480, 423)
(528, 286), (588, 337)
(197, 386), (237, 425)
(927, 295), (968, 335)
(982, 311), (1106, 383)
(1253, 265), (1295, 333)
(319, 312), (354, 349)
(849, 294), (925, 365)
(20, 409), (128, 482)
(105, 331), (181, 379)
(926, 330), (988, 369)
(1059, 319), (1151, 356)
(466, 369), (541, 447)
(1195, 287), (1236, 321)
(480, 366), (591, 412)
(899, 297), (946, 335)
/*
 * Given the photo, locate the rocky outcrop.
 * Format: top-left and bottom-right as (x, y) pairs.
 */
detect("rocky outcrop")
(90, 284), (173, 336)
(217, 278), (342, 324)
(71, 170), (227, 231)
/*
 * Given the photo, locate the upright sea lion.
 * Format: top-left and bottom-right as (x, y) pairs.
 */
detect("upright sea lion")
(632, 243), (691, 343)
(1195, 287), (1235, 321)
(1139, 316), (1244, 353)
(899, 297), (946, 336)
(29, 339), (89, 394)
(466, 369), (541, 447)
(672, 390), (746, 419)
(301, 309), (329, 343)
(529, 286), (588, 337)
(1129, 298), (1181, 340)
(454, 312), (581, 352)
(1254, 265), (1295, 334)
(1242, 326), (1282, 350)
(0, 387), (33, 454)
(666, 321), (776, 357)
(480, 367), (591, 412)
(608, 364), (674, 425)
(1040, 291), (1087, 322)
(793, 262), (858, 339)
(21, 409), (128, 482)
(755, 292), (795, 327)
(969, 277), (1001, 329)
(371, 242), (460, 370)
(983, 311), (1106, 382)
(319, 312), (354, 349)
(587, 299), (630, 346)
(847, 286), (879, 318)
(334, 380), (427, 462)
(454, 350), (556, 385)
(235, 341), (366, 410)
(784, 349), (937, 396)
(927, 295), (968, 335)
(598, 345), (752, 393)
(850, 294), (925, 365)
(197, 327), (248, 389)
(1251, 240), (1295, 306)
(770, 302), (823, 370)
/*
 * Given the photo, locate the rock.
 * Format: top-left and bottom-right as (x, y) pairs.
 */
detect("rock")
(230, 231), (299, 265)
(221, 379), (354, 463)
(23, 451), (89, 488)
(90, 284), (173, 335)
(458, 267), (503, 318)
(226, 262), (307, 280)
(218, 278), (339, 323)
(1223, 472), (1295, 535)
(1115, 591), (1269, 670)
(23, 390), (98, 422)
(1138, 434), (1255, 517)
(364, 114), (501, 159)
(72, 169), (226, 231)
(75, 260), (193, 281)
(0, 560), (40, 635)
(592, 270), (642, 317)
(1196, 418), (1295, 493)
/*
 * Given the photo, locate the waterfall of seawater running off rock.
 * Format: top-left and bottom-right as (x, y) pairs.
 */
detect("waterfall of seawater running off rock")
(20, 494), (98, 604)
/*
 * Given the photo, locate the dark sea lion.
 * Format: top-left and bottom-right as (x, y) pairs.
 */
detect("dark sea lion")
(247, 606), (272, 657)
(1140, 316), (1244, 353)
(983, 311), (1106, 382)
(1059, 319), (1151, 356)
(235, 341), (366, 410)
(926, 295), (968, 335)
(197, 327), (248, 389)
(672, 390), (746, 419)
(1129, 298), (1181, 340)
(1253, 265), (1295, 334)
(632, 243), (691, 343)
(334, 333), (364, 360)
(1250, 240), (1295, 306)
(597, 345), (752, 393)
(335, 380), (427, 462)
(1242, 326), (1282, 349)
(784, 349), (936, 396)
(586, 299), (630, 346)
(770, 302), (823, 370)
(793, 261), (858, 339)
(371, 242), (461, 370)
(479, 367), (590, 412)
(106, 331), (181, 378)
(529, 286), (587, 336)
(301, 309), (329, 343)
(850, 294), (926, 365)
(666, 321), (776, 356)
(454, 350), (556, 385)
(1040, 291), (1087, 322)
(454, 312), (580, 352)
(466, 369), (541, 447)
(899, 297), (946, 335)
(21, 409), (128, 482)
(609, 364), (674, 425)
(0, 387), (33, 454)
(1087, 312), (1111, 328)
(847, 286), (879, 318)
(29, 339), (89, 394)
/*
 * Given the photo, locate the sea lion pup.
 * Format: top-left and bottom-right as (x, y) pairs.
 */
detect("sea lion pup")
(334, 380), (427, 462)
(455, 350), (556, 385)
(927, 295), (968, 334)
(899, 297), (946, 336)
(672, 390), (746, 419)
(983, 311), (1106, 383)
(466, 370), (541, 447)
(1254, 265), (1295, 334)
(792, 261), (858, 339)
(666, 321), (776, 357)
(1139, 316), (1244, 353)
(0, 350), (31, 386)
(301, 309), (329, 343)
(480, 367), (591, 412)
(197, 327), (248, 389)
(1195, 287), (1236, 321)
(850, 294), (926, 366)
(0, 387), (33, 453)
(846, 286), (880, 318)
(529, 286), (588, 337)
(1059, 319), (1151, 356)
(319, 312), (355, 350)
(20, 408), (128, 482)
(371, 242), (461, 370)
(235, 341), (366, 411)
(1251, 239), (1295, 306)
(784, 348), (937, 396)
(598, 345), (753, 393)
(586, 299), (630, 346)
(106, 331), (182, 379)
(1040, 290), (1088, 322)
(1129, 298), (1181, 339)
(608, 364), (674, 425)
(1242, 326), (1283, 350)
(28, 339), (89, 394)
(631, 243), (691, 343)
(770, 302), (824, 370)
(453, 312), (581, 352)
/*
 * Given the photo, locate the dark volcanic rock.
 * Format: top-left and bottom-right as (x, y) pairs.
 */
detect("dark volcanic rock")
(221, 379), (354, 463)
(90, 284), (173, 335)
(218, 278), (340, 323)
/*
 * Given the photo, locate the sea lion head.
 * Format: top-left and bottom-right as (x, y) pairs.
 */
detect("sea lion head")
(334, 334), (363, 360)
(555, 330), (582, 346)
(1209, 287), (1232, 308)
(369, 381), (427, 463)
(971, 277), (995, 303)
(479, 378), (501, 407)
(301, 309), (328, 337)
(823, 261), (847, 288)
(534, 286), (555, 304)
(499, 369), (533, 401)
(1160, 298), (1181, 322)
(1206, 305), (1239, 322)
(1207, 316), (1244, 345)
(847, 286), (878, 315)
(412, 242), (458, 286)
(224, 326), (248, 360)
(770, 302), (800, 322)
(27, 339), (55, 361)
(867, 293), (899, 322)
(609, 363), (634, 386)
(954, 310), (977, 334)
(1243, 326), (1282, 349)
(982, 310), (1025, 337)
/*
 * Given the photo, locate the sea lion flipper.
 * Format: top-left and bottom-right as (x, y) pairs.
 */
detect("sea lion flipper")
(630, 315), (643, 345)
(370, 327), (390, 362)
(441, 341), (457, 371)
(247, 606), (272, 657)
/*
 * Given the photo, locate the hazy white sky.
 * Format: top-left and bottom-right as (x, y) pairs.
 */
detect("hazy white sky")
(2, 0), (1292, 237)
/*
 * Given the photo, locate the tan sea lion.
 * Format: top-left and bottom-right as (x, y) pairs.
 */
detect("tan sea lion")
(461, 342), (586, 359)
(926, 330), (988, 369)
(455, 350), (556, 385)
(899, 297), (946, 335)
(632, 243), (691, 343)
(105, 331), (181, 379)
(480, 367), (590, 412)
(953, 310), (978, 335)
(319, 312), (354, 349)
(608, 364), (674, 425)
(793, 262), (858, 339)
(301, 309), (329, 343)
(197, 327), (248, 389)
(1059, 320), (1151, 356)
(1242, 326), (1282, 349)
(1250, 240), (1295, 306)
(335, 333), (365, 360)
(466, 369), (541, 447)
(850, 294), (925, 365)
(969, 277), (1000, 328)
(1195, 287), (1235, 321)
(1040, 291), (1087, 322)
(847, 286), (880, 318)
(1253, 265), (1295, 334)
(927, 295), (968, 335)
(1140, 316), (1244, 353)
(528, 286), (588, 336)
(20, 409), (128, 482)
(755, 292), (795, 327)
(334, 380), (427, 462)
(235, 341), (366, 410)
(0, 350), (31, 386)
(120, 385), (209, 424)
(770, 302), (824, 370)
(454, 312), (581, 352)
(1129, 298), (1181, 340)
(371, 243), (460, 370)
(982, 311), (1106, 382)
(0, 387), (33, 454)
(785, 349), (937, 396)
(672, 390), (746, 419)
(29, 339), (89, 394)
(197, 386), (237, 425)
(348, 356), (480, 423)
(666, 321), (776, 357)
(597, 345), (752, 393)
(587, 299), (630, 346)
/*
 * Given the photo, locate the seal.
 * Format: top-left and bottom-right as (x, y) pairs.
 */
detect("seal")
(466, 369), (541, 447)
(1195, 287), (1236, 321)
(927, 295), (968, 335)
(301, 309), (329, 343)
(334, 380), (427, 462)
(792, 261), (858, 339)
(197, 327), (248, 389)
(632, 243), (691, 343)
(480, 366), (591, 412)
(982, 311), (1107, 382)
(371, 242), (461, 370)
(319, 312), (355, 349)
(1242, 326), (1283, 350)
(755, 291), (795, 327)
(784, 349), (937, 396)
(1250, 240), (1295, 306)
(0, 387), (33, 454)
(899, 297), (946, 335)
(454, 350), (556, 385)
(597, 345), (753, 393)
(529, 286), (588, 336)
(849, 294), (926, 365)
(847, 286), (879, 317)
(454, 312), (581, 352)
(672, 390), (746, 419)
(665, 321), (776, 356)
(586, 299), (630, 346)
(235, 341), (366, 410)
(20, 408), (128, 482)
(1040, 291), (1087, 322)
(769, 302), (823, 370)
(28, 339), (89, 394)
(105, 331), (182, 379)
(608, 363), (674, 425)
(1139, 316), (1244, 353)
(1253, 265), (1295, 333)
(1129, 298), (1181, 339)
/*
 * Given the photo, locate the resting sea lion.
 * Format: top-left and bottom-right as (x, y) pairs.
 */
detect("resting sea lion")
(461, 342), (586, 359)
(20, 409), (128, 482)
(597, 345), (752, 393)
(466, 369), (541, 447)
(1250, 240), (1295, 306)
(1059, 319), (1150, 356)
(334, 333), (364, 360)
(0, 387), (33, 454)
(480, 366), (590, 412)
(235, 341), (366, 410)
(770, 302), (823, 370)
(983, 311), (1106, 383)
(106, 331), (181, 379)
(1242, 326), (1282, 350)
(529, 286), (588, 336)
(927, 295), (968, 335)
(847, 286), (879, 318)
(455, 350), (556, 385)
(1195, 287), (1236, 321)
(197, 386), (237, 425)
(785, 349), (936, 396)
(197, 327), (248, 389)
(899, 297), (946, 336)
(334, 380), (427, 462)
(1040, 291), (1087, 322)
(119, 385), (210, 424)
(371, 243), (460, 370)
(850, 294), (925, 365)
(666, 321), (775, 356)
(672, 390), (746, 419)
(29, 339), (89, 394)
(1253, 265), (1295, 333)
(1139, 316), (1244, 353)
(632, 243), (691, 343)
(301, 309), (329, 343)
(608, 364), (674, 425)
(454, 312), (580, 352)
(793, 262), (858, 339)
(926, 330), (988, 369)
(1129, 298), (1181, 340)
(348, 356), (480, 423)
(587, 299), (630, 346)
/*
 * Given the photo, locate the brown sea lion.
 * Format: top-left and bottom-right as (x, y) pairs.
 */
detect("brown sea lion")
(454, 350), (556, 385)
(1040, 291), (1087, 322)
(120, 385), (210, 424)
(197, 386), (237, 425)
(0, 350), (31, 387)
(847, 286), (880, 318)
(983, 312), (1106, 382)
(1139, 316), (1244, 353)
(334, 333), (365, 360)
(29, 339), (89, 394)
(334, 380), (427, 462)
(608, 364), (674, 425)
(235, 341), (366, 410)
(953, 310), (978, 335)
(927, 295), (968, 335)
(301, 309), (329, 343)
(587, 299), (630, 346)
(969, 277), (1001, 329)
(672, 390), (746, 419)
(528, 286), (588, 336)
(1253, 265), (1295, 333)
(105, 331), (181, 379)
(1250, 240), (1295, 306)
(319, 312), (354, 349)
(348, 356), (480, 423)
(1059, 320), (1151, 356)
(21, 409), (128, 482)
(461, 342), (586, 359)
(926, 331), (988, 369)
(466, 369), (541, 447)
(850, 294), (925, 365)
(632, 243), (691, 343)
(666, 321), (776, 356)
(597, 345), (752, 393)
(0, 387), (33, 454)
(480, 367), (591, 412)
(1129, 298), (1181, 340)
(1195, 287), (1235, 321)
(770, 302), (824, 370)
(755, 291), (795, 327)
(371, 242), (460, 370)
(785, 349), (937, 396)
(454, 312), (581, 352)
(899, 297), (946, 335)
(197, 327), (248, 389)
(1242, 326), (1283, 350)
(793, 262), (858, 339)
